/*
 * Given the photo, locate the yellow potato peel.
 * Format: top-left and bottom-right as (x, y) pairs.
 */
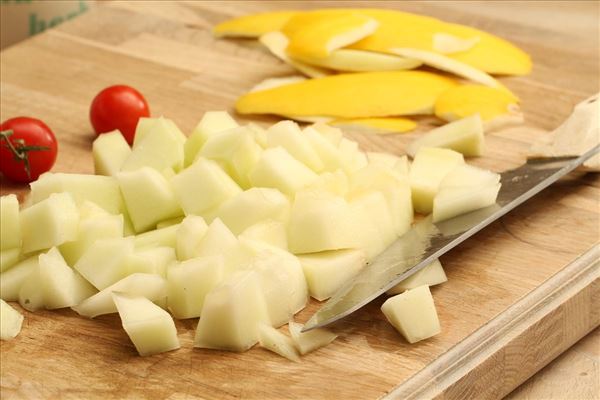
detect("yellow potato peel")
(236, 71), (457, 118)
(434, 84), (521, 124)
(285, 13), (379, 59)
(213, 11), (298, 38)
(290, 49), (422, 72)
(259, 31), (331, 78)
(332, 117), (417, 134)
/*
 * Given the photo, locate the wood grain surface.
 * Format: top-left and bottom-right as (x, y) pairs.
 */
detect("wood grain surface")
(1, 2), (599, 399)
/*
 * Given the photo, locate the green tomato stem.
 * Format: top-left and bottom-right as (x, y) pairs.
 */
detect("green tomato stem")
(0, 129), (50, 180)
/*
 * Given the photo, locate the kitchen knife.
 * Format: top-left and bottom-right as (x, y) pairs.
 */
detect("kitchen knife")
(303, 143), (600, 332)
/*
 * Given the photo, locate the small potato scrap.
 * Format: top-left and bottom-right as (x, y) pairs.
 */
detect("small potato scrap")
(213, 11), (298, 38)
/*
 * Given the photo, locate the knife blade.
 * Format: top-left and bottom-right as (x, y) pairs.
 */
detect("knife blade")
(303, 143), (600, 332)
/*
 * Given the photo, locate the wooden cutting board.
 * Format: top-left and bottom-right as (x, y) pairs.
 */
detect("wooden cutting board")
(1, 2), (598, 399)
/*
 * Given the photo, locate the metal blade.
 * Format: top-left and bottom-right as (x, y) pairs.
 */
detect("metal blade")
(303, 144), (600, 331)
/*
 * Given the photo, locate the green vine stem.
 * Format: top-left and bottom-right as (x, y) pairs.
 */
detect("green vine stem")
(0, 129), (50, 180)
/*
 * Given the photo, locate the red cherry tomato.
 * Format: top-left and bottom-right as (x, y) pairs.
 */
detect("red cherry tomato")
(89, 85), (150, 145)
(0, 117), (58, 183)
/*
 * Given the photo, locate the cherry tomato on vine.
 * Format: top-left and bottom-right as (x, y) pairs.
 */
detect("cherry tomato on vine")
(90, 85), (150, 145)
(0, 117), (58, 183)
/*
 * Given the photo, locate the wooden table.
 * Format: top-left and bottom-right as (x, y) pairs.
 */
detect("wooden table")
(1, 2), (598, 399)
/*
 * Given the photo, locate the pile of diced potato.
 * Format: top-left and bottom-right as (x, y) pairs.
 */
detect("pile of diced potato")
(0, 112), (500, 358)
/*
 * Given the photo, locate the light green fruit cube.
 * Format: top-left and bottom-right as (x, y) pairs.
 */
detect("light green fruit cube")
(387, 259), (447, 295)
(30, 172), (125, 215)
(134, 224), (180, 249)
(200, 126), (263, 189)
(18, 267), (45, 312)
(126, 247), (175, 277)
(239, 220), (288, 251)
(122, 117), (185, 173)
(171, 158), (242, 216)
(338, 138), (368, 174)
(1, 194), (21, 250)
(288, 321), (337, 355)
(156, 216), (184, 229)
(311, 123), (343, 145)
(349, 191), (396, 259)
(93, 130), (132, 176)
(1, 248), (21, 273)
(184, 111), (239, 167)
(381, 285), (441, 343)
(240, 240), (308, 316)
(303, 127), (345, 172)
(60, 212), (123, 266)
(118, 167), (183, 233)
(433, 183), (501, 223)
(1, 299), (23, 340)
(306, 170), (349, 197)
(266, 121), (324, 172)
(194, 270), (270, 352)
(194, 218), (238, 260)
(439, 164), (501, 189)
(409, 147), (465, 214)
(298, 249), (367, 301)
(38, 248), (97, 309)
(258, 324), (300, 362)
(72, 273), (166, 318)
(175, 216), (208, 261)
(167, 256), (224, 319)
(20, 192), (79, 254)
(288, 191), (361, 254)
(215, 188), (290, 235)
(0, 255), (38, 301)
(113, 292), (180, 356)
(249, 147), (318, 195)
(247, 123), (268, 148)
(407, 114), (484, 157)
(74, 237), (134, 290)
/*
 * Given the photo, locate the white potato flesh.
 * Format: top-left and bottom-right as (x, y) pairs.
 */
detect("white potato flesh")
(266, 121), (324, 172)
(249, 147), (318, 195)
(121, 117), (185, 173)
(1, 248), (21, 273)
(59, 212), (124, 266)
(0, 255), (38, 301)
(258, 324), (300, 362)
(175, 216), (208, 261)
(303, 127), (345, 172)
(381, 285), (441, 343)
(288, 191), (363, 254)
(74, 237), (134, 290)
(20, 192), (80, 254)
(239, 220), (288, 251)
(184, 111), (239, 167)
(215, 188), (290, 235)
(93, 130), (132, 176)
(171, 158), (242, 217)
(407, 114), (484, 157)
(38, 247), (97, 309)
(298, 249), (367, 301)
(167, 256), (224, 319)
(126, 247), (175, 277)
(30, 172), (125, 215)
(433, 183), (501, 223)
(386, 259), (447, 295)
(134, 224), (180, 249)
(0, 300), (23, 340)
(1, 194), (21, 250)
(200, 126), (263, 189)
(288, 321), (337, 355)
(112, 292), (180, 356)
(409, 147), (465, 214)
(118, 167), (183, 233)
(194, 270), (271, 352)
(72, 273), (167, 318)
